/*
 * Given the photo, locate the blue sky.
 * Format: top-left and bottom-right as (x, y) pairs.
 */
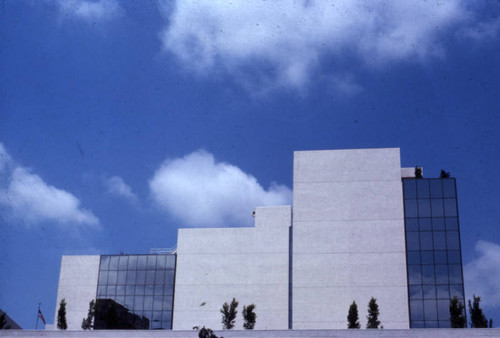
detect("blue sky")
(1, 0), (499, 329)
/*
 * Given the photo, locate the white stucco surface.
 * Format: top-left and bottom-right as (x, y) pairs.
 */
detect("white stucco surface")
(54, 255), (100, 330)
(292, 148), (409, 329)
(173, 206), (291, 330)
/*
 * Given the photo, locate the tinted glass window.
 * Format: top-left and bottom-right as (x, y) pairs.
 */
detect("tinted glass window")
(442, 179), (456, 198)
(444, 199), (457, 217)
(402, 178), (464, 328)
(407, 251), (420, 264)
(433, 232), (447, 250)
(405, 199), (418, 217)
(432, 218), (445, 231)
(96, 254), (176, 330)
(417, 180), (430, 198)
(419, 218), (432, 231)
(431, 199), (444, 217)
(418, 199), (431, 217)
(446, 232), (460, 250)
(429, 180), (442, 198)
(406, 218), (419, 232)
(407, 232), (420, 250)
(404, 180), (417, 198)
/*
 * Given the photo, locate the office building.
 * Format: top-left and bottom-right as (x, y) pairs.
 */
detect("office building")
(51, 148), (465, 330)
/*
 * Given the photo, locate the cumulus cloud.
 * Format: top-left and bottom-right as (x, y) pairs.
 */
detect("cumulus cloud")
(464, 240), (500, 308)
(105, 176), (138, 203)
(149, 150), (292, 227)
(0, 143), (99, 227)
(159, 0), (467, 92)
(56, 0), (123, 22)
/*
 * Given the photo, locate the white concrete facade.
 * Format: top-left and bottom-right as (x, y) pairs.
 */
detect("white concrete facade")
(52, 148), (423, 331)
(54, 255), (100, 330)
(292, 148), (409, 329)
(172, 206), (291, 330)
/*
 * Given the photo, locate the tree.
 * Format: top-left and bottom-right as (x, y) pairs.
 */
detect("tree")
(81, 299), (95, 330)
(415, 167), (423, 178)
(440, 169), (450, 178)
(198, 326), (222, 338)
(220, 298), (238, 329)
(242, 304), (257, 329)
(366, 297), (381, 329)
(468, 295), (488, 328)
(0, 313), (10, 330)
(57, 298), (68, 330)
(347, 301), (360, 329)
(449, 296), (466, 328)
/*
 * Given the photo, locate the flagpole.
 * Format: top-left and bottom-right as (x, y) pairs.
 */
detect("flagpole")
(35, 303), (40, 330)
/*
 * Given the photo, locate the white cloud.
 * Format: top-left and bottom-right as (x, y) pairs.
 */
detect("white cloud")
(149, 150), (292, 227)
(0, 143), (99, 227)
(465, 240), (500, 308)
(105, 176), (138, 203)
(159, 1), (467, 92)
(56, 0), (123, 22)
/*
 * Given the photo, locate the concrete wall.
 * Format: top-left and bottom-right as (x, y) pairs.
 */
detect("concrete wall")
(173, 206), (291, 330)
(292, 149), (409, 329)
(54, 256), (100, 330)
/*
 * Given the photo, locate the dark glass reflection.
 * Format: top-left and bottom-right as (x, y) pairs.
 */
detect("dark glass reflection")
(96, 254), (176, 330)
(403, 178), (465, 328)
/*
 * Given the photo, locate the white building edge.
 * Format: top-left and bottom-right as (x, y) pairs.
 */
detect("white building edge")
(51, 148), (465, 331)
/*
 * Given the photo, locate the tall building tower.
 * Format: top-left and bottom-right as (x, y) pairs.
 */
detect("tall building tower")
(292, 148), (410, 329)
(403, 177), (465, 328)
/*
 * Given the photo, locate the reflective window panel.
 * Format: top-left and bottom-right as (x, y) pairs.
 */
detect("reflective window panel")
(95, 254), (176, 330)
(403, 178), (465, 328)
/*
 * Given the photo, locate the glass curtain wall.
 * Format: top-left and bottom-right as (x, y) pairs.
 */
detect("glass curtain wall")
(403, 178), (466, 328)
(96, 254), (176, 330)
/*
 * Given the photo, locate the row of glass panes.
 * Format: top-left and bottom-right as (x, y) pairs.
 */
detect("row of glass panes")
(405, 217), (458, 231)
(97, 295), (173, 312)
(409, 284), (464, 300)
(407, 250), (461, 265)
(406, 231), (460, 251)
(410, 298), (462, 322)
(403, 179), (456, 199)
(97, 284), (174, 297)
(404, 199), (457, 218)
(408, 264), (463, 285)
(131, 311), (172, 325)
(411, 321), (450, 329)
(98, 269), (175, 285)
(99, 255), (176, 271)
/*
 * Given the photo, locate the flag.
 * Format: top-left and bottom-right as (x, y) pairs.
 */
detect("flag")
(38, 309), (46, 325)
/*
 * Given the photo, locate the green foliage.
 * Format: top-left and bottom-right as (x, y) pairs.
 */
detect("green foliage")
(449, 296), (466, 328)
(198, 326), (223, 338)
(440, 169), (451, 178)
(57, 298), (68, 330)
(415, 167), (423, 178)
(220, 298), (239, 330)
(366, 297), (381, 329)
(468, 295), (489, 328)
(347, 301), (360, 329)
(81, 299), (95, 330)
(243, 304), (257, 329)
